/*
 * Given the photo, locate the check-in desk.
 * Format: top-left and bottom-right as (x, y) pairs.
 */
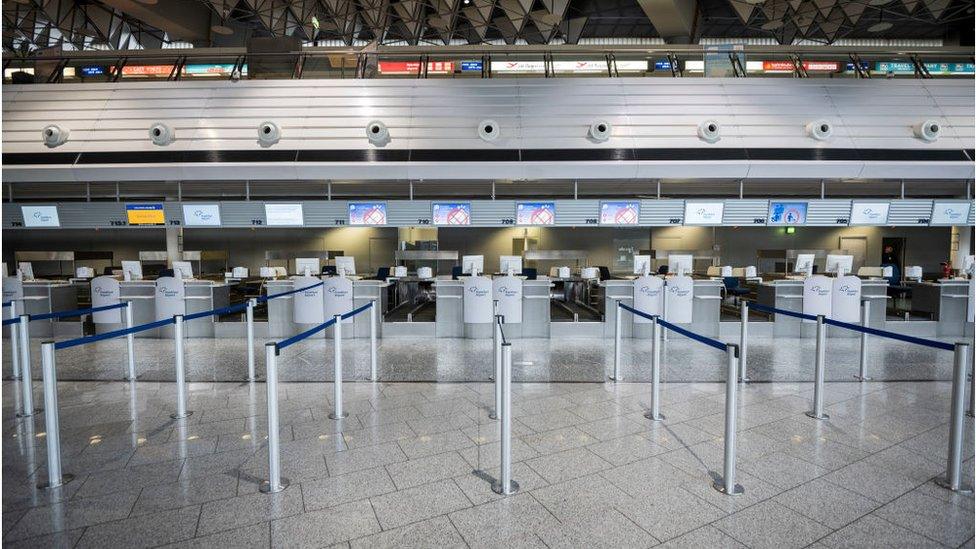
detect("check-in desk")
(4, 281), (80, 338)
(860, 279), (889, 326)
(433, 277), (547, 339)
(602, 278), (722, 340)
(909, 279), (972, 336)
(265, 278), (386, 339)
(757, 280), (805, 337)
(97, 280), (230, 338)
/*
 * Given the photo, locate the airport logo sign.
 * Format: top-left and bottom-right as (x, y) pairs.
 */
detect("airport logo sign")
(496, 285), (519, 298)
(21, 206), (60, 227)
(836, 284), (858, 296)
(808, 285), (830, 296)
(467, 286), (490, 297)
(159, 286), (180, 298)
(667, 285), (691, 297)
(638, 285), (662, 297)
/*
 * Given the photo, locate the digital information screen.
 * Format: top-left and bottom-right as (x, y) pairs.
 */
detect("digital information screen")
(600, 201), (640, 225)
(348, 203), (387, 226)
(264, 204), (305, 226)
(516, 202), (555, 226)
(432, 203), (471, 226)
(683, 202), (724, 225)
(849, 202), (890, 225)
(768, 202), (808, 225)
(21, 205), (60, 227)
(126, 204), (165, 226)
(181, 204), (221, 227)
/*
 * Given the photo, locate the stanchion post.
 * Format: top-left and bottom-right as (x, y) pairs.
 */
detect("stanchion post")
(246, 299), (256, 382)
(125, 302), (136, 381)
(611, 300), (622, 381)
(329, 315), (348, 420)
(8, 300), (21, 380)
(644, 316), (665, 421)
(490, 315), (502, 420)
(967, 359), (974, 419)
(260, 343), (290, 493)
(38, 341), (74, 489)
(170, 315), (192, 419)
(739, 301), (751, 383)
(854, 299), (872, 381)
(492, 342), (519, 495)
(936, 343), (973, 493)
(17, 314), (35, 418)
(662, 290), (669, 342)
(713, 343), (744, 496)
(369, 300), (378, 382)
(805, 315), (829, 420)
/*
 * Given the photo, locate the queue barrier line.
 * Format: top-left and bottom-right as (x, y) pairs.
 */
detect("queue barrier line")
(30, 302), (129, 322)
(340, 302), (372, 321)
(55, 317), (175, 350)
(619, 303), (728, 353)
(2, 317), (18, 326)
(274, 317), (337, 353)
(2, 301), (11, 307)
(748, 302), (817, 322)
(257, 281), (325, 303)
(183, 302), (249, 322)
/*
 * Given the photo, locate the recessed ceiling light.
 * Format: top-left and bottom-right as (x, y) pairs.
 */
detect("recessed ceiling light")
(867, 21), (893, 32)
(212, 24), (234, 35)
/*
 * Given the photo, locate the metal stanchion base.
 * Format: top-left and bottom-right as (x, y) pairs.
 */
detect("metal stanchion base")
(934, 477), (973, 494)
(488, 411), (498, 420)
(643, 411), (666, 422)
(608, 375), (621, 382)
(739, 377), (751, 383)
(491, 479), (520, 495)
(38, 473), (75, 490)
(328, 411), (349, 420)
(711, 481), (744, 496)
(170, 411), (194, 420)
(852, 375), (872, 382)
(259, 477), (291, 494)
(244, 377), (259, 382)
(967, 411), (974, 418)
(16, 409), (40, 418)
(804, 411), (829, 420)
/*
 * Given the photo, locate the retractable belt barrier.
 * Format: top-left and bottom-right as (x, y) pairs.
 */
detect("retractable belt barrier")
(616, 301), (742, 495)
(2, 301), (11, 307)
(2, 317), (18, 326)
(748, 302), (817, 322)
(54, 317), (173, 350)
(257, 281), (325, 303)
(183, 302), (249, 322)
(274, 316), (337, 353)
(30, 302), (129, 322)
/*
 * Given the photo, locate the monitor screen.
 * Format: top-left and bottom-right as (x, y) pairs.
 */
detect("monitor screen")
(668, 254), (693, 274)
(683, 202), (724, 225)
(295, 258), (320, 275)
(499, 256), (522, 274)
(600, 201), (640, 225)
(334, 256), (356, 275)
(462, 255), (484, 275)
(794, 253), (816, 273)
(126, 204), (165, 226)
(21, 205), (60, 227)
(825, 254), (854, 274)
(633, 255), (652, 275)
(432, 203), (471, 226)
(768, 202), (808, 225)
(348, 203), (387, 226)
(516, 202), (555, 226)
(265, 204), (304, 226)
(182, 204), (221, 227)
(849, 202), (890, 225)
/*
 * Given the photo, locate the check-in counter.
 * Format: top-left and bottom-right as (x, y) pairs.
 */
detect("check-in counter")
(97, 280), (230, 338)
(757, 280), (805, 337)
(521, 280), (551, 338)
(432, 276), (547, 339)
(860, 279), (889, 326)
(265, 277), (386, 339)
(434, 279), (465, 337)
(909, 279), (972, 336)
(603, 278), (722, 339)
(5, 281), (80, 338)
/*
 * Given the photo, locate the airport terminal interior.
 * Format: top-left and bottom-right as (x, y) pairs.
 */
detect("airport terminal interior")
(2, 0), (976, 547)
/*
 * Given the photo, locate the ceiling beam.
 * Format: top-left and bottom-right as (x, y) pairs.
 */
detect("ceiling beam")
(636, 0), (697, 43)
(96, 0), (212, 41)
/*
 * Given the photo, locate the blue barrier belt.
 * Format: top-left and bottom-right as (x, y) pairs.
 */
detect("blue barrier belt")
(275, 316), (337, 354)
(55, 317), (175, 350)
(30, 302), (129, 322)
(620, 302), (727, 352)
(1, 301), (10, 307)
(257, 281), (325, 303)
(620, 303), (656, 322)
(748, 302), (818, 322)
(824, 317), (955, 352)
(183, 302), (249, 322)
(2, 317), (18, 326)
(340, 302), (372, 320)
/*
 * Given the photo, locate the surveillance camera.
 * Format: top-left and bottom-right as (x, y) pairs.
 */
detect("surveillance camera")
(478, 119), (500, 142)
(149, 123), (175, 146)
(588, 120), (612, 142)
(257, 121), (280, 146)
(366, 120), (390, 145)
(913, 119), (942, 142)
(806, 119), (833, 141)
(697, 120), (721, 143)
(42, 124), (69, 147)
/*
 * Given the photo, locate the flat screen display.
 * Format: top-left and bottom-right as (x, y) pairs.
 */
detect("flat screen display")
(181, 204), (221, 227)
(849, 202), (890, 225)
(768, 202), (808, 225)
(930, 201), (972, 225)
(21, 206), (60, 227)
(600, 201), (640, 225)
(126, 204), (165, 226)
(516, 202), (555, 226)
(683, 202), (724, 225)
(348, 203), (387, 226)
(431, 203), (471, 226)
(265, 204), (304, 226)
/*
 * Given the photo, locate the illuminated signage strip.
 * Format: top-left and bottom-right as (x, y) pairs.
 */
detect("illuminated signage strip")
(875, 61), (974, 75)
(490, 60), (647, 73)
(126, 204), (165, 226)
(378, 61), (454, 74)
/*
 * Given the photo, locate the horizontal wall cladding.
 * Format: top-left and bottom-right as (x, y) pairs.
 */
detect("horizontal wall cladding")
(3, 199), (969, 229)
(3, 79), (973, 155)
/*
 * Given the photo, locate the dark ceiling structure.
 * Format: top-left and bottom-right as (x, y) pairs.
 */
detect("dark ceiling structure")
(3, 0), (973, 53)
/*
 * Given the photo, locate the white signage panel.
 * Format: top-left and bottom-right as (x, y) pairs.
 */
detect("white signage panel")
(154, 277), (185, 320)
(182, 204), (221, 226)
(323, 276), (354, 324)
(91, 276), (122, 323)
(2, 277), (24, 304)
(463, 276), (493, 323)
(831, 276), (862, 323)
(683, 202), (724, 225)
(802, 275), (832, 320)
(292, 276), (325, 324)
(21, 206), (60, 227)
(633, 275), (664, 323)
(930, 201), (972, 225)
(265, 204), (305, 226)
(493, 276), (523, 324)
(849, 202), (890, 225)
(665, 276), (694, 323)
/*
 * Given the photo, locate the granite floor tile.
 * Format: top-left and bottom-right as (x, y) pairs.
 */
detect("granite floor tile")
(324, 442), (407, 477)
(270, 500), (380, 548)
(369, 478), (472, 530)
(196, 486), (304, 536)
(158, 522), (271, 549)
(384, 451), (472, 490)
(524, 447), (612, 484)
(301, 467), (397, 511)
(448, 493), (561, 548)
(5, 490), (140, 541)
(348, 516), (467, 549)
(873, 489), (975, 547)
(617, 485), (726, 541)
(535, 508), (659, 549)
(712, 500), (832, 549)
(816, 514), (945, 548)
(773, 478), (880, 529)
(530, 473), (634, 521)
(655, 525), (747, 549)
(74, 505), (201, 549)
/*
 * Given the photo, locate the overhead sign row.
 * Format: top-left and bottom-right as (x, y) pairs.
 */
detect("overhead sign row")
(11, 200), (971, 228)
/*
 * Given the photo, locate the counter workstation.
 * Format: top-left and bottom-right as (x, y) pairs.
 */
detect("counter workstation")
(95, 279), (231, 338)
(908, 279), (973, 336)
(756, 277), (888, 337)
(1, 280), (80, 338)
(602, 277), (724, 340)
(264, 277), (386, 339)
(432, 277), (552, 338)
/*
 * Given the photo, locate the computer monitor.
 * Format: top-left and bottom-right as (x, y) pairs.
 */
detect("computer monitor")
(633, 255), (652, 275)
(17, 262), (34, 280)
(294, 258), (320, 276)
(499, 255), (522, 274)
(121, 261), (143, 280)
(794, 254), (816, 274)
(172, 261), (193, 279)
(462, 255), (484, 275)
(825, 254), (854, 275)
(334, 256), (356, 276)
(259, 267), (276, 278)
(667, 254), (693, 275)
(963, 255), (975, 276)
